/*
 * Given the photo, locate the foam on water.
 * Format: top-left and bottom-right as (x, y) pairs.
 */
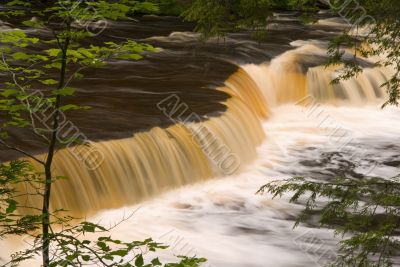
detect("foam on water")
(2, 39), (399, 266)
(93, 104), (400, 267)
(3, 93), (399, 267)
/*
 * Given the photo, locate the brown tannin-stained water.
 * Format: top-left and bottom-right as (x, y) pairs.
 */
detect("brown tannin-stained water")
(1, 13), (399, 267)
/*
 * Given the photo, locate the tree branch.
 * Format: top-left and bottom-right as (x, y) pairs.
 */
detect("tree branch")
(0, 139), (45, 165)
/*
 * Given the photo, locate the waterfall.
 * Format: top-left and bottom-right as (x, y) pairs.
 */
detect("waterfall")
(18, 43), (391, 216)
(242, 44), (392, 106)
(22, 72), (267, 216)
(307, 66), (391, 104)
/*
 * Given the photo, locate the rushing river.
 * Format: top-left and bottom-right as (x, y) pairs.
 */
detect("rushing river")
(1, 12), (399, 267)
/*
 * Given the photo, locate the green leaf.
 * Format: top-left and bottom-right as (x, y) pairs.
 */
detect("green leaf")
(54, 175), (69, 181)
(5, 199), (17, 214)
(81, 255), (90, 261)
(135, 254), (144, 267)
(12, 52), (30, 60)
(46, 49), (62, 57)
(77, 48), (94, 58)
(1, 89), (19, 98)
(151, 258), (162, 266)
(67, 50), (85, 60)
(52, 87), (76, 96)
(33, 55), (48, 61)
(0, 30), (38, 47)
(59, 104), (90, 112)
(39, 79), (58, 85)
(118, 54), (143, 60)
(135, 2), (159, 13)
(82, 223), (96, 233)
(97, 241), (110, 252)
(66, 253), (78, 262)
(22, 19), (43, 28)
(110, 249), (128, 257)
(73, 72), (84, 80)
(44, 62), (62, 70)
(6, 0), (31, 7)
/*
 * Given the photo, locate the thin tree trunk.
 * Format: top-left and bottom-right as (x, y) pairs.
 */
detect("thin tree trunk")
(42, 32), (70, 267)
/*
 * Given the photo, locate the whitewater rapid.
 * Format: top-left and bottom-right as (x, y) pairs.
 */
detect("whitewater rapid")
(93, 104), (400, 267)
(4, 41), (400, 266)
(2, 15), (399, 264)
(3, 80), (399, 266)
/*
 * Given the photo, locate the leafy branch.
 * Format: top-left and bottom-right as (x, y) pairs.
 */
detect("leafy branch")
(258, 176), (400, 266)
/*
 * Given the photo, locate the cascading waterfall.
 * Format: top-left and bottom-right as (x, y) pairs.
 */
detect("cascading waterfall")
(19, 43), (391, 216)
(22, 73), (267, 216)
(307, 65), (391, 104)
(222, 68), (270, 118)
(243, 44), (393, 106)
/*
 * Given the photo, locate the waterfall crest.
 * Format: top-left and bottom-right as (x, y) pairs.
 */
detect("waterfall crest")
(23, 79), (267, 215)
(242, 44), (392, 106)
(19, 43), (391, 216)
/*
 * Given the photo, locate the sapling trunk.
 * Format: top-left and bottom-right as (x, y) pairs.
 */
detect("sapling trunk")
(42, 30), (70, 267)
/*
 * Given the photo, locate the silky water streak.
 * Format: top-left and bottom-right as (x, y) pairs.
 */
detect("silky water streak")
(22, 69), (268, 216)
(19, 43), (391, 216)
(242, 43), (393, 107)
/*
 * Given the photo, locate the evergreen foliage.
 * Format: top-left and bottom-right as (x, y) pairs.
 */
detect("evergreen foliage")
(259, 176), (400, 266)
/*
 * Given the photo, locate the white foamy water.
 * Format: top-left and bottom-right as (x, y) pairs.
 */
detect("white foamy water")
(3, 103), (399, 267)
(92, 104), (400, 267)
(2, 37), (399, 266)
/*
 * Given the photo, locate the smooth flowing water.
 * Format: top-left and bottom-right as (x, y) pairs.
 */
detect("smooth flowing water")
(97, 104), (400, 267)
(89, 46), (399, 267)
(1, 13), (399, 267)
